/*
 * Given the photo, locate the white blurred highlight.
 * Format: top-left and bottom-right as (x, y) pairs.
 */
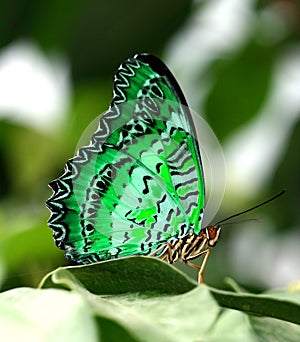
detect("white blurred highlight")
(225, 47), (300, 197)
(0, 40), (70, 132)
(166, 0), (254, 109)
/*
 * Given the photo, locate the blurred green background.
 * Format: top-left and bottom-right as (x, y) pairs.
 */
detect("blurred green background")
(0, 0), (299, 292)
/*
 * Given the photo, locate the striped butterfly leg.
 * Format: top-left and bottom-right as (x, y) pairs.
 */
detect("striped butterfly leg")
(184, 249), (211, 284)
(185, 225), (221, 283)
(150, 243), (172, 261)
(151, 242), (211, 283)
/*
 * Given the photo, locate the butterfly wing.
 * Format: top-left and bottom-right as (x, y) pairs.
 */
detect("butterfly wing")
(46, 54), (205, 263)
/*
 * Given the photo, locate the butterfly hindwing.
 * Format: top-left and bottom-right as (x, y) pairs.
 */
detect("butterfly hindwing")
(46, 54), (205, 263)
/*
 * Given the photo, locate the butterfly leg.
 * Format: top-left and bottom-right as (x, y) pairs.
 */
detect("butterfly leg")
(150, 243), (170, 259)
(185, 249), (211, 284)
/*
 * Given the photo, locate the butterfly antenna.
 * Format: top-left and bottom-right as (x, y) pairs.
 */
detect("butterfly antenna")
(220, 218), (261, 226)
(215, 189), (286, 226)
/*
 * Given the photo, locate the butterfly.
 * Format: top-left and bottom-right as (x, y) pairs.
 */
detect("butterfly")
(46, 53), (284, 283)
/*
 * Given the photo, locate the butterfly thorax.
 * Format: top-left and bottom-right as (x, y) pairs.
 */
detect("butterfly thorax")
(164, 226), (221, 264)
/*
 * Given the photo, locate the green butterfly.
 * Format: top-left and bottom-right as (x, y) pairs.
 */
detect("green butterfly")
(46, 53), (283, 283)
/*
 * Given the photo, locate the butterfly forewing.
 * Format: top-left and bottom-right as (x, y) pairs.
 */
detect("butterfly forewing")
(46, 54), (205, 263)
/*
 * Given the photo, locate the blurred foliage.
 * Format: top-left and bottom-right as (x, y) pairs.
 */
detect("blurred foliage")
(0, 0), (299, 305)
(0, 0), (192, 80)
(204, 38), (276, 140)
(271, 119), (300, 229)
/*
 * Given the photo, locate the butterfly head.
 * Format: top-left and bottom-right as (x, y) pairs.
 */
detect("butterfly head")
(205, 225), (222, 247)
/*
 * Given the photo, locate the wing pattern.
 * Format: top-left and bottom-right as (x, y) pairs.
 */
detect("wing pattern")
(46, 54), (205, 263)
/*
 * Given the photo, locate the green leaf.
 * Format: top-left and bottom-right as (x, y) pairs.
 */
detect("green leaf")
(248, 315), (300, 342)
(40, 256), (197, 295)
(3, 257), (300, 341)
(96, 286), (222, 342)
(0, 287), (98, 341)
(210, 287), (300, 325)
